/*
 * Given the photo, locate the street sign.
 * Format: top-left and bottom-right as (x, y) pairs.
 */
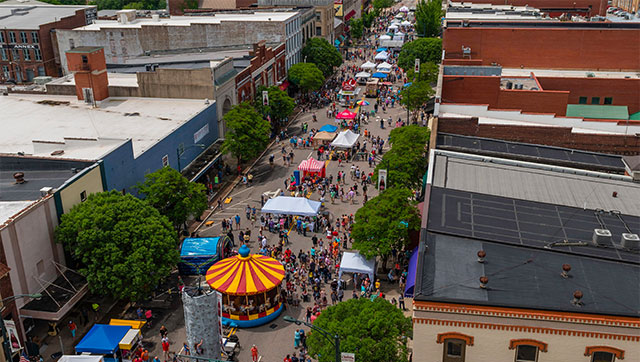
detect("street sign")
(262, 90), (269, 106)
(378, 169), (388, 191)
(341, 352), (355, 362)
(414, 58), (420, 73)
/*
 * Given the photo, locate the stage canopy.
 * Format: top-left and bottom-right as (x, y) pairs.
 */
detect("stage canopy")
(331, 130), (360, 148)
(339, 252), (375, 283)
(355, 71), (371, 78)
(261, 196), (322, 216)
(75, 324), (131, 354)
(404, 246), (419, 297)
(375, 51), (389, 60)
(336, 109), (357, 120)
(319, 124), (338, 133)
(371, 72), (388, 79)
(206, 245), (285, 295)
(360, 61), (376, 69)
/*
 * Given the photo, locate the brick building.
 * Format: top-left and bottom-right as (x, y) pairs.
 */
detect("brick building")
(0, 0), (96, 83)
(258, 0), (335, 43)
(457, 0), (608, 16)
(235, 41), (286, 103)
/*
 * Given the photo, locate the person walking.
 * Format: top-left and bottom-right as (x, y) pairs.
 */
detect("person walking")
(67, 320), (77, 338)
(294, 329), (301, 349)
(251, 345), (259, 362)
(161, 337), (170, 362)
(398, 294), (406, 311)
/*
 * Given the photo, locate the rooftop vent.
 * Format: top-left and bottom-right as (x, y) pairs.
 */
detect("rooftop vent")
(592, 229), (612, 246)
(479, 276), (488, 289)
(40, 187), (53, 196)
(477, 250), (486, 263)
(621, 233), (640, 250)
(13, 172), (25, 184)
(51, 150), (64, 156)
(561, 263), (571, 278)
(572, 290), (583, 306)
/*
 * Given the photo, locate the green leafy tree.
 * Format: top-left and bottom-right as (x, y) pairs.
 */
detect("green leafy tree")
(123, 2), (144, 9)
(349, 18), (364, 40)
(136, 167), (207, 231)
(301, 38), (342, 77)
(220, 102), (271, 164)
(307, 298), (412, 362)
(352, 188), (421, 265)
(89, 0), (167, 10)
(362, 10), (378, 29)
(399, 81), (435, 120)
(253, 85), (295, 123)
(415, 0), (443, 37)
(55, 191), (179, 301)
(288, 63), (324, 93)
(406, 61), (439, 84)
(390, 125), (431, 147)
(372, 0), (394, 10)
(374, 146), (428, 190)
(397, 38), (442, 72)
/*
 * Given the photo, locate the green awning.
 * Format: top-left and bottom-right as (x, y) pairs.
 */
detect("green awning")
(565, 104), (629, 120)
(629, 111), (640, 121)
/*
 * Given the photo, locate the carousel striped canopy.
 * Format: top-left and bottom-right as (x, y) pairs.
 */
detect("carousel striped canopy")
(205, 245), (285, 295)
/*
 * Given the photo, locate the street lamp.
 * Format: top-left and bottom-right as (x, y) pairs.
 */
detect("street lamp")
(283, 315), (340, 362)
(1, 294), (42, 361)
(177, 144), (206, 172)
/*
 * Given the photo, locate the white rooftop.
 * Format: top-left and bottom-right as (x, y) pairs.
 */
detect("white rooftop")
(0, 3), (95, 30)
(75, 12), (296, 30)
(502, 68), (640, 79)
(0, 201), (33, 227)
(0, 93), (210, 160)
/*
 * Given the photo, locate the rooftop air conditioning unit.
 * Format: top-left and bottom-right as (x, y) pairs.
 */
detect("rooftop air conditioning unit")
(621, 233), (640, 250)
(592, 229), (612, 246)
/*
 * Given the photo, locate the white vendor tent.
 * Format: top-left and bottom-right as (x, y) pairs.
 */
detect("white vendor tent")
(375, 51), (389, 60)
(379, 34), (391, 40)
(401, 20), (411, 26)
(355, 71), (371, 78)
(377, 61), (392, 70)
(59, 357), (104, 362)
(388, 24), (399, 30)
(339, 252), (376, 283)
(360, 61), (376, 69)
(261, 196), (322, 216)
(331, 130), (360, 148)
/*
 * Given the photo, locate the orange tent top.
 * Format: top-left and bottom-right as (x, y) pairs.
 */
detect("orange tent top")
(205, 245), (285, 295)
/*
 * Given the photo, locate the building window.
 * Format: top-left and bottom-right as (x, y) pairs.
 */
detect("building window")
(2, 66), (9, 79)
(316, 26), (322, 36)
(515, 345), (538, 362)
(604, 97), (613, 105)
(23, 49), (30, 61)
(80, 191), (87, 202)
(20, 31), (28, 43)
(591, 352), (615, 362)
(9, 31), (16, 43)
(162, 155), (169, 167)
(0, 32), (4, 43)
(31, 31), (39, 43)
(444, 339), (465, 362)
(0, 48), (7, 61)
(34, 48), (42, 61)
(37, 66), (44, 76)
(82, 55), (88, 63)
(578, 96), (587, 104)
(585, 346), (624, 362)
(591, 97), (600, 104)
(12, 49), (19, 61)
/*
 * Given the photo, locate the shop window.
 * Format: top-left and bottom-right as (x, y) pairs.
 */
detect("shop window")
(20, 31), (28, 43)
(578, 97), (587, 104)
(604, 97), (613, 105)
(31, 31), (39, 43)
(585, 346), (624, 362)
(162, 155), (169, 167)
(515, 345), (538, 362)
(9, 31), (16, 43)
(591, 97), (600, 104)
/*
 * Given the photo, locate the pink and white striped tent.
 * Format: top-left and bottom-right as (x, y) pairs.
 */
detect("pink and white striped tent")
(298, 157), (326, 177)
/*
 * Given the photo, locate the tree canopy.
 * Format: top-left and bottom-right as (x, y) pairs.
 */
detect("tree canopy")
(397, 38), (442, 72)
(362, 9), (379, 29)
(351, 187), (421, 261)
(301, 38), (342, 77)
(374, 126), (430, 190)
(307, 295), (412, 362)
(390, 125), (431, 147)
(86, 0), (167, 10)
(55, 191), (179, 301)
(136, 167), (208, 231)
(253, 85), (295, 123)
(288, 63), (324, 93)
(221, 102), (271, 164)
(372, 0), (394, 10)
(405, 61), (439, 84)
(399, 81), (435, 114)
(349, 18), (364, 39)
(415, 0), (443, 38)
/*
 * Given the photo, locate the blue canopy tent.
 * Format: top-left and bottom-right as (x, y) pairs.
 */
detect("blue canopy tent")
(319, 124), (338, 133)
(75, 324), (131, 355)
(179, 237), (232, 275)
(376, 47), (388, 52)
(404, 246), (419, 297)
(371, 72), (388, 79)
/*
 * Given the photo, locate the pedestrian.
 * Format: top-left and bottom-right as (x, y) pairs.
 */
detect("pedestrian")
(235, 214), (241, 229)
(141, 349), (150, 362)
(251, 345), (259, 362)
(183, 342), (191, 356)
(67, 320), (77, 338)
(161, 337), (170, 362)
(145, 309), (153, 327)
(294, 329), (301, 349)
(159, 325), (168, 338)
(398, 294), (406, 310)
(153, 357), (161, 362)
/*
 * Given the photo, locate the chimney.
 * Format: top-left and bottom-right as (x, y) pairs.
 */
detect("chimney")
(13, 172), (26, 184)
(477, 250), (486, 263)
(479, 276), (488, 289)
(561, 263), (571, 278)
(572, 290), (583, 306)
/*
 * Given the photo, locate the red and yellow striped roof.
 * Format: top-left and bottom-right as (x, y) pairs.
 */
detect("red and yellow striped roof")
(205, 245), (285, 295)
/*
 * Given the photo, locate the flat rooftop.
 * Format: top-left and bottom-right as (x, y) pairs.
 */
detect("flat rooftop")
(0, 94), (210, 160)
(445, 19), (640, 29)
(0, 201), (33, 226)
(75, 12), (296, 30)
(0, 3), (94, 30)
(502, 67), (640, 79)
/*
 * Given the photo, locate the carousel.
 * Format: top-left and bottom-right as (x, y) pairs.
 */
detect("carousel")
(205, 245), (285, 327)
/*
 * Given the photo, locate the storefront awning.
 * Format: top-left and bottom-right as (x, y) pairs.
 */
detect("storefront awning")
(344, 10), (356, 21)
(278, 80), (290, 91)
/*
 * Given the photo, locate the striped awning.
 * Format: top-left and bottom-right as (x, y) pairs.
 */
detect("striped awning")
(205, 245), (284, 295)
(298, 157), (325, 172)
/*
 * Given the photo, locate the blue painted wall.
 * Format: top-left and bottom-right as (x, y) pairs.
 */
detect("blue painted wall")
(101, 102), (219, 193)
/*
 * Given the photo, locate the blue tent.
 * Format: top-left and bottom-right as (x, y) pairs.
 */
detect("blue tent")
(372, 72), (388, 79)
(179, 237), (230, 275)
(376, 47), (388, 52)
(319, 124), (338, 133)
(75, 324), (130, 354)
(403, 82), (413, 87)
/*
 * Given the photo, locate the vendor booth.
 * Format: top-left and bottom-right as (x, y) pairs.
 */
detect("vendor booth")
(338, 88), (361, 106)
(178, 236), (233, 275)
(319, 124), (338, 133)
(377, 62), (393, 72)
(75, 324), (131, 361)
(379, 34), (391, 40)
(393, 31), (405, 41)
(59, 356), (104, 362)
(365, 78), (379, 97)
(312, 131), (336, 149)
(298, 157), (326, 178)
(375, 51), (389, 61)
(336, 110), (357, 120)
(339, 252), (376, 285)
(206, 245), (285, 327)
(360, 61), (376, 70)
(261, 196), (322, 216)
(371, 72), (388, 79)
(331, 130), (360, 149)
(355, 72), (371, 84)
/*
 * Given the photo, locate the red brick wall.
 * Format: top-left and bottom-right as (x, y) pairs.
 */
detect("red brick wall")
(443, 28), (640, 71)
(497, 89), (569, 116)
(235, 42), (287, 104)
(537, 77), (640, 114)
(66, 48), (109, 101)
(39, 9), (89, 77)
(463, 0), (608, 16)
(438, 116), (640, 155)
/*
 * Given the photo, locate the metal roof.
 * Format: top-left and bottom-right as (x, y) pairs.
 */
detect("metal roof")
(565, 104), (629, 120)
